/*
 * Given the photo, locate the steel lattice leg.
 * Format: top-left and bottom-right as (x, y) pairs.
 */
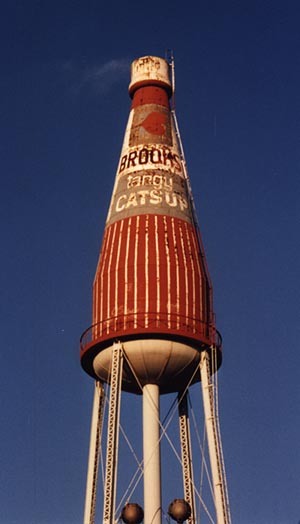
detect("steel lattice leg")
(84, 381), (105, 524)
(178, 392), (196, 524)
(200, 350), (229, 524)
(103, 343), (123, 524)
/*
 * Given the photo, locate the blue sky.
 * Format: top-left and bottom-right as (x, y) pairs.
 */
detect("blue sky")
(1, 1), (300, 523)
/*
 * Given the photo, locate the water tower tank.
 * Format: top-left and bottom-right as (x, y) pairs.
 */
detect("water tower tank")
(80, 55), (221, 394)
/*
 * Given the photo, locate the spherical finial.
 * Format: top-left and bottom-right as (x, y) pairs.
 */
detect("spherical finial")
(121, 502), (144, 524)
(168, 499), (191, 523)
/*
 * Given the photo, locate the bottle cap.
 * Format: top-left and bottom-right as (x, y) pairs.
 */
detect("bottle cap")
(129, 56), (172, 97)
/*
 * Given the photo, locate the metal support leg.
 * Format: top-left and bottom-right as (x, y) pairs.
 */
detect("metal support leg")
(84, 381), (105, 524)
(200, 350), (228, 524)
(103, 342), (123, 524)
(178, 392), (196, 524)
(143, 384), (161, 524)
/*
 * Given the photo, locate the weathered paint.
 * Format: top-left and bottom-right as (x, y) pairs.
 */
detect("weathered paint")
(128, 56), (172, 97)
(80, 56), (220, 393)
(93, 215), (208, 337)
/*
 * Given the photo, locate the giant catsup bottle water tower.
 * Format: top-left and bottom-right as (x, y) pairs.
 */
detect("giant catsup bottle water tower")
(80, 55), (231, 524)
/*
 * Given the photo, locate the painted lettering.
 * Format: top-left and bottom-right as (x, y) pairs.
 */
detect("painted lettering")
(165, 192), (177, 207)
(126, 193), (138, 207)
(128, 151), (138, 167)
(116, 195), (127, 212)
(149, 189), (163, 204)
(128, 175), (141, 188)
(115, 190), (188, 213)
(127, 173), (174, 191)
(119, 155), (127, 173)
(142, 174), (153, 186)
(173, 154), (181, 171)
(118, 146), (182, 173)
(139, 148), (149, 164)
(177, 195), (188, 211)
(150, 149), (161, 164)
(137, 190), (149, 205)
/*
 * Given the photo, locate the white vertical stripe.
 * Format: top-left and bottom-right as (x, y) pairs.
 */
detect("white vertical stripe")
(134, 216), (139, 328)
(178, 222), (189, 323)
(163, 216), (171, 328)
(154, 216), (160, 325)
(95, 280), (99, 334)
(145, 215), (149, 327)
(171, 218), (180, 329)
(190, 229), (203, 319)
(124, 217), (132, 328)
(98, 227), (112, 337)
(184, 223), (196, 331)
(106, 222), (117, 333)
(93, 281), (97, 337)
(114, 220), (124, 330)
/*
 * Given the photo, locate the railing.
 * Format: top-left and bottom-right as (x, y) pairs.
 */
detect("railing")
(80, 312), (222, 354)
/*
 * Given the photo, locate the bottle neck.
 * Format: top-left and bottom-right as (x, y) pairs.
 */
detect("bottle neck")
(131, 85), (170, 109)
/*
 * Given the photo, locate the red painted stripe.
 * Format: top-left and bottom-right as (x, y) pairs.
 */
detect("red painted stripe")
(167, 217), (178, 318)
(92, 214), (214, 344)
(147, 215), (158, 319)
(136, 215), (146, 316)
(130, 85), (170, 106)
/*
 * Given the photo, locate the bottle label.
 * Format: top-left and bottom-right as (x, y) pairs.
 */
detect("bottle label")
(106, 104), (193, 225)
(107, 168), (192, 225)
